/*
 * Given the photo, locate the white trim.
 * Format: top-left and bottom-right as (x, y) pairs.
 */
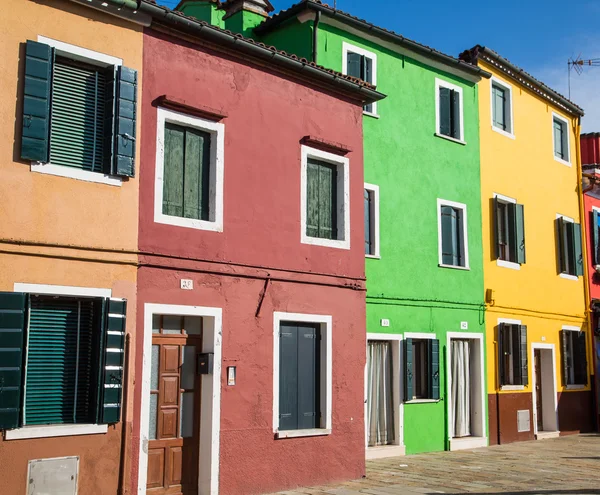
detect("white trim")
(404, 399), (440, 404)
(566, 384), (586, 390)
(498, 317), (522, 325)
(490, 76), (515, 139)
(493, 192), (516, 204)
(37, 35), (122, 67)
(404, 332), (436, 340)
(437, 198), (470, 269)
(363, 111), (380, 119)
(560, 273), (578, 281)
(13, 283), (111, 298)
(276, 428), (332, 439)
(154, 107), (225, 232)
(531, 342), (559, 436)
(562, 325), (581, 332)
(300, 146), (350, 250)
(435, 78), (465, 143)
(30, 163), (123, 186)
(364, 182), (380, 258)
(342, 42), (378, 115)
(139, 303), (222, 495)
(272, 312), (332, 435)
(500, 385), (525, 391)
(552, 112), (571, 166)
(434, 133), (466, 146)
(497, 259), (521, 270)
(5, 424), (107, 440)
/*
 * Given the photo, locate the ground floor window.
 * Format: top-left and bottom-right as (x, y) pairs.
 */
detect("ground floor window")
(404, 337), (440, 401)
(366, 341), (394, 446)
(451, 339), (471, 437)
(561, 328), (587, 386)
(499, 323), (528, 386)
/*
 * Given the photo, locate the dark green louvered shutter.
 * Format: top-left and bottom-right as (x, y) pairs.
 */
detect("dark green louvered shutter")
(450, 90), (461, 139)
(112, 66), (137, 177)
(441, 205), (458, 265)
(574, 331), (588, 386)
(297, 324), (319, 430)
(306, 160), (337, 240)
(21, 40), (53, 162)
(428, 339), (440, 400)
(492, 84), (506, 130)
(97, 298), (126, 424)
(592, 210), (600, 265)
(347, 52), (361, 78)
(493, 197), (501, 260)
(103, 67), (116, 175)
(306, 161), (320, 238)
(554, 120), (563, 158)
(279, 324), (298, 430)
(516, 203), (526, 264)
(363, 56), (374, 112)
(404, 338), (413, 401)
(506, 202), (517, 262)
(560, 330), (570, 385)
(365, 189), (372, 254)
(573, 222), (583, 276)
(439, 87), (451, 137)
(558, 218), (568, 274)
(0, 292), (27, 430)
(498, 324), (505, 386)
(518, 325), (528, 386)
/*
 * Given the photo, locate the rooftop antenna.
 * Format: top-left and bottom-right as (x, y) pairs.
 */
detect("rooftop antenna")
(568, 55), (600, 98)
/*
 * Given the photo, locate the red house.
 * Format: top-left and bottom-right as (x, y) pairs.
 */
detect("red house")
(132, 2), (384, 494)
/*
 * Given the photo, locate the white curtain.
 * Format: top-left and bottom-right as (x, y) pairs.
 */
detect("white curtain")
(367, 341), (395, 446)
(451, 339), (471, 438)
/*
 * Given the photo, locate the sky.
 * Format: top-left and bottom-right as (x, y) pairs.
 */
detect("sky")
(159, 0), (600, 131)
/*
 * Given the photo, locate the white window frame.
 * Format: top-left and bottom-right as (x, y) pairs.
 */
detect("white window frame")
(562, 325), (586, 389)
(552, 112), (571, 166)
(272, 312), (332, 439)
(497, 318), (525, 391)
(437, 198), (469, 270)
(403, 332), (439, 404)
(490, 76), (515, 139)
(342, 42), (378, 118)
(154, 107), (225, 232)
(493, 193), (520, 270)
(300, 145), (350, 250)
(5, 283), (113, 440)
(435, 78), (465, 145)
(556, 213), (578, 280)
(31, 36), (124, 187)
(364, 183), (380, 258)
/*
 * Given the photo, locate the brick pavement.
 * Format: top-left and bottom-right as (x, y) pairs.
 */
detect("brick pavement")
(272, 434), (600, 495)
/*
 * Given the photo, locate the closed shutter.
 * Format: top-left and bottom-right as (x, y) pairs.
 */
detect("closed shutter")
(297, 324), (320, 430)
(492, 85), (506, 130)
(450, 90), (461, 139)
(363, 56), (374, 113)
(346, 52), (362, 78)
(560, 329), (569, 385)
(0, 292), (27, 429)
(97, 298), (126, 424)
(364, 189), (372, 255)
(21, 40), (53, 163)
(25, 297), (96, 425)
(306, 159), (337, 240)
(279, 324), (298, 430)
(574, 331), (588, 386)
(404, 338), (413, 401)
(438, 87), (451, 136)
(163, 123), (185, 217)
(592, 210), (600, 265)
(573, 222), (583, 276)
(441, 205), (458, 265)
(516, 203), (526, 264)
(498, 324), (505, 386)
(517, 325), (528, 386)
(428, 339), (440, 400)
(112, 66), (137, 177)
(554, 120), (564, 158)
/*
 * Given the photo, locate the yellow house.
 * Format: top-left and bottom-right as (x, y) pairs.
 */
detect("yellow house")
(460, 46), (594, 444)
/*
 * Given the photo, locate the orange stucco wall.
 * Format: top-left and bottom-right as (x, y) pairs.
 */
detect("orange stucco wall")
(0, 1), (142, 494)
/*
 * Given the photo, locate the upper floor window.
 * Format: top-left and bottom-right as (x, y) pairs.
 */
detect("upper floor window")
(491, 77), (514, 137)
(21, 38), (137, 184)
(364, 183), (380, 257)
(438, 199), (469, 269)
(494, 194), (525, 268)
(435, 78), (464, 143)
(552, 113), (570, 165)
(591, 208), (600, 267)
(343, 42), (378, 116)
(557, 215), (583, 278)
(561, 327), (587, 386)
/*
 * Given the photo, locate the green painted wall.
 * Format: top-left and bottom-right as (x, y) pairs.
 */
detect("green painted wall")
(260, 18), (314, 61)
(178, 1), (225, 28)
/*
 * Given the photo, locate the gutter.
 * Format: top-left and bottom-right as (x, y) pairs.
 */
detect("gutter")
(136, 1), (385, 104)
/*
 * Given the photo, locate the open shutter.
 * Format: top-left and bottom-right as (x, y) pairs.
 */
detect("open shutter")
(507, 202), (517, 262)
(306, 160), (320, 238)
(560, 329), (569, 385)
(103, 67), (116, 175)
(573, 222), (583, 277)
(592, 210), (600, 266)
(441, 206), (458, 265)
(97, 298), (126, 424)
(518, 325), (528, 386)
(404, 338), (413, 401)
(557, 217), (568, 274)
(112, 66), (137, 177)
(516, 203), (526, 264)
(21, 40), (53, 162)
(297, 324), (319, 430)
(574, 332), (588, 386)
(364, 189), (372, 254)
(428, 339), (440, 400)
(0, 292), (27, 430)
(450, 90), (461, 139)
(498, 324), (505, 387)
(279, 324), (298, 430)
(493, 197), (501, 260)
(347, 52), (361, 78)
(438, 87), (451, 136)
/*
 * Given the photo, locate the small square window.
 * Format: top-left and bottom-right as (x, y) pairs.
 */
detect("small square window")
(436, 79), (463, 142)
(491, 78), (513, 136)
(343, 43), (377, 115)
(553, 114), (570, 165)
(364, 183), (380, 257)
(438, 199), (469, 269)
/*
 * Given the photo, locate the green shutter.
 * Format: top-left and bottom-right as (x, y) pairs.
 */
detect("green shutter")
(439, 87), (451, 137)
(441, 205), (458, 265)
(450, 90), (461, 139)
(493, 197), (501, 260)
(346, 52), (361, 78)
(404, 338), (413, 401)
(518, 325), (528, 387)
(560, 329), (569, 385)
(516, 203), (526, 264)
(574, 331), (588, 386)
(507, 202), (517, 263)
(306, 160), (320, 237)
(163, 123), (185, 217)
(363, 56), (374, 113)
(492, 85), (506, 130)
(592, 210), (600, 266)
(279, 324), (298, 430)
(97, 298), (126, 424)
(365, 189), (372, 255)
(297, 324), (319, 430)
(428, 339), (440, 400)
(558, 218), (568, 274)
(0, 292), (27, 430)
(112, 66), (137, 177)
(306, 159), (337, 240)
(554, 120), (564, 159)
(573, 222), (583, 277)
(183, 128), (211, 221)
(498, 324), (505, 387)
(103, 67), (116, 175)
(21, 40), (53, 163)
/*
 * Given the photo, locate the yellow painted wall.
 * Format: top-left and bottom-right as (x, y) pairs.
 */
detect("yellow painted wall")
(478, 59), (588, 395)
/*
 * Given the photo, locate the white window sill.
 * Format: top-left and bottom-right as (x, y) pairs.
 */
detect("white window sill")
(275, 428), (331, 439)
(5, 424), (108, 440)
(492, 126), (515, 140)
(565, 384), (586, 390)
(434, 133), (466, 146)
(31, 163), (123, 187)
(404, 399), (441, 404)
(438, 263), (470, 271)
(501, 385), (525, 391)
(365, 254), (381, 259)
(559, 273), (578, 281)
(154, 212), (223, 232)
(301, 235), (350, 250)
(363, 111), (380, 119)
(595, 265), (600, 273)
(554, 156), (572, 167)
(497, 259), (521, 270)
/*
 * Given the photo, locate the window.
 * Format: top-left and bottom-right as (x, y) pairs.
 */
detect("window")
(591, 208), (600, 266)
(0, 291), (127, 431)
(498, 323), (528, 387)
(21, 38), (137, 182)
(404, 337), (439, 401)
(561, 328), (587, 386)
(366, 340), (394, 446)
(557, 216), (583, 277)
(435, 78), (464, 142)
(273, 312), (332, 438)
(364, 183), (380, 257)
(154, 107), (224, 232)
(494, 194), (525, 265)
(301, 146), (350, 250)
(553, 114), (570, 165)
(491, 77), (513, 136)
(438, 199), (469, 269)
(343, 42), (377, 115)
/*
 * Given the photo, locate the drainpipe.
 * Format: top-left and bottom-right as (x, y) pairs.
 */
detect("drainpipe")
(494, 339), (501, 444)
(312, 11), (321, 64)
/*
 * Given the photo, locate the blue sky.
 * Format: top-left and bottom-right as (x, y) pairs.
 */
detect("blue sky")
(159, 0), (600, 130)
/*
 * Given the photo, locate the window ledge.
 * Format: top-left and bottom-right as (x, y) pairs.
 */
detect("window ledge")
(365, 254), (381, 259)
(31, 163), (123, 187)
(154, 212), (223, 233)
(363, 111), (380, 119)
(559, 273), (578, 281)
(5, 424), (108, 440)
(404, 399), (441, 404)
(500, 385), (525, 391)
(565, 384), (586, 390)
(434, 133), (466, 146)
(275, 428), (331, 439)
(301, 235), (350, 250)
(595, 265), (600, 273)
(554, 156), (572, 167)
(438, 263), (470, 271)
(492, 126), (515, 140)
(497, 259), (521, 270)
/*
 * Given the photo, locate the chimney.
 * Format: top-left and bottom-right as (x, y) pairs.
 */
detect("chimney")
(222, 0), (274, 38)
(175, 0), (222, 26)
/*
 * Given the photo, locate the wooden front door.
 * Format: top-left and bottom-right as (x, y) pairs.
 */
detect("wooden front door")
(534, 349), (543, 431)
(147, 315), (203, 495)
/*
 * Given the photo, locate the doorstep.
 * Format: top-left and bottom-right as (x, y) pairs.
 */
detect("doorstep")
(449, 436), (488, 451)
(536, 431), (560, 440)
(366, 444), (406, 459)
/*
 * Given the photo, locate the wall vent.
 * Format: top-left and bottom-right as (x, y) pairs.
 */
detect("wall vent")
(517, 409), (531, 432)
(28, 456), (79, 495)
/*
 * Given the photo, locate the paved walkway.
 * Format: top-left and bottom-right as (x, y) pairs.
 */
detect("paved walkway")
(274, 434), (600, 495)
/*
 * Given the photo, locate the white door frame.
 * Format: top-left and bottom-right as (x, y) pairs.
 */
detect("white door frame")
(138, 303), (223, 495)
(530, 342), (559, 435)
(446, 332), (487, 450)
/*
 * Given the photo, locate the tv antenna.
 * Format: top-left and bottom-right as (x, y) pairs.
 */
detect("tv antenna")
(568, 55), (600, 98)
